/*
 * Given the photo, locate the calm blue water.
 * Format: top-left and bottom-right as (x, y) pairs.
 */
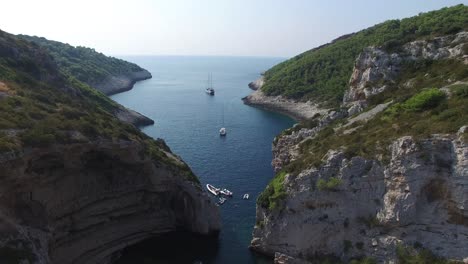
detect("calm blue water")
(111, 56), (295, 264)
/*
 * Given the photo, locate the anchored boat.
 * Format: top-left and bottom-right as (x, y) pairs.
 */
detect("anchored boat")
(220, 188), (233, 196)
(205, 73), (215, 95)
(206, 184), (220, 196)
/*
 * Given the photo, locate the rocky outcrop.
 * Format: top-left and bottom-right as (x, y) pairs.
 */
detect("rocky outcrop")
(242, 89), (327, 121)
(252, 128), (468, 263)
(272, 110), (346, 172)
(248, 76), (265, 91)
(343, 31), (468, 115)
(94, 70), (152, 96)
(0, 140), (220, 264)
(114, 106), (155, 127)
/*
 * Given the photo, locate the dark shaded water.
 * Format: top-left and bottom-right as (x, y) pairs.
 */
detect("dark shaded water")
(111, 56), (295, 264)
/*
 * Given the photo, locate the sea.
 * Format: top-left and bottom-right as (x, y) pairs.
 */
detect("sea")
(110, 56), (295, 264)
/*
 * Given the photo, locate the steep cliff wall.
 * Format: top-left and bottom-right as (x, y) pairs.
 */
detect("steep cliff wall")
(251, 29), (468, 263)
(252, 130), (467, 263)
(0, 140), (220, 264)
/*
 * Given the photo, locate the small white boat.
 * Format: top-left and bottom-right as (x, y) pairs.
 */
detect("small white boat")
(243, 193), (249, 200)
(219, 127), (226, 136)
(206, 184), (220, 196)
(218, 197), (226, 205)
(220, 188), (233, 196)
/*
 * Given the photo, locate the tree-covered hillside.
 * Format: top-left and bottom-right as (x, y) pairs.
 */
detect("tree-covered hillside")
(0, 29), (196, 182)
(261, 4), (468, 106)
(18, 35), (147, 89)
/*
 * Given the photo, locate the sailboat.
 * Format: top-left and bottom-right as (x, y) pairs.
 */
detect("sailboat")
(205, 73), (215, 95)
(220, 105), (226, 136)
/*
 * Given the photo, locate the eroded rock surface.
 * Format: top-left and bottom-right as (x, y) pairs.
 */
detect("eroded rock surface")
(343, 31), (468, 114)
(0, 140), (220, 264)
(252, 129), (468, 263)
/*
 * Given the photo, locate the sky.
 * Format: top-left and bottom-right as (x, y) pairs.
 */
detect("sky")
(1, 0), (467, 57)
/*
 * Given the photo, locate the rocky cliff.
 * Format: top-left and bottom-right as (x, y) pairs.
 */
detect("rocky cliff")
(343, 31), (468, 116)
(251, 29), (468, 263)
(0, 140), (220, 264)
(0, 29), (220, 264)
(252, 130), (468, 263)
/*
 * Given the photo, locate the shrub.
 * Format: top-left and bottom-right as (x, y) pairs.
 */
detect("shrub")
(396, 244), (452, 264)
(451, 84), (468, 98)
(317, 177), (342, 191)
(402, 88), (446, 111)
(257, 172), (287, 210)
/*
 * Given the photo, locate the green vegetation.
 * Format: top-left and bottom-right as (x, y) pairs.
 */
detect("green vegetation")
(357, 215), (382, 229)
(257, 171), (287, 210)
(281, 58), (468, 176)
(18, 35), (145, 87)
(396, 245), (461, 264)
(261, 5), (468, 106)
(0, 29), (198, 184)
(401, 88), (446, 111)
(317, 177), (342, 191)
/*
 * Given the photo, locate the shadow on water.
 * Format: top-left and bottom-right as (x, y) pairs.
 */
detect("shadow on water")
(114, 231), (220, 264)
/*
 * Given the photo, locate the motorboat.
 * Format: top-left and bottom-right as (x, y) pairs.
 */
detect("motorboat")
(219, 127), (226, 136)
(206, 184), (220, 196)
(243, 193), (249, 200)
(220, 188), (233, 196)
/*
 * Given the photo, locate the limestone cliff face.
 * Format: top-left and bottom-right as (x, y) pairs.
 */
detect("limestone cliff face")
(0, 140), (220, 264)
(252, 128), (468, 263)
(253, 31), (468, 263)
(343, 31), (468, 115)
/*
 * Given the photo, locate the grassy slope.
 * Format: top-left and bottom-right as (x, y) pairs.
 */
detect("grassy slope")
(261, 4), (468, 106)
(18, 35), (146, 87)
(0, 29), (198, 183)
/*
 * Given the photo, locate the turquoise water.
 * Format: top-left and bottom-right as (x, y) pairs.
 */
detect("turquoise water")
(111, 56), (295, 264)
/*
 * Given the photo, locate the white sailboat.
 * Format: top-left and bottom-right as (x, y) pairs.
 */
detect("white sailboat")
(205, 73), (215, 95)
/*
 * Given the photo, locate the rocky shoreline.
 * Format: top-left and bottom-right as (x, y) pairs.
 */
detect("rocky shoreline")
(242, 86), (327, 121)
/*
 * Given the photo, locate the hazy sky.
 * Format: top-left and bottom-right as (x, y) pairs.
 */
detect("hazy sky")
(2, 0), (467, 57)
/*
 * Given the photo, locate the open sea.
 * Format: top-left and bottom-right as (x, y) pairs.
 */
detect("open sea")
(110, 56), (295, 264)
